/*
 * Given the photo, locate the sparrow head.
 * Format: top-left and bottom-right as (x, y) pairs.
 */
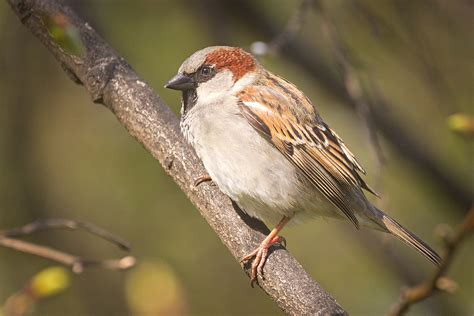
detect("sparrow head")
(165, 46), (259, 113)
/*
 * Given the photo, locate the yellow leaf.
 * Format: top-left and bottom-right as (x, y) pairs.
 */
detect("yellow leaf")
(447, 114), (474, 137)
(30, 266), (71, 298)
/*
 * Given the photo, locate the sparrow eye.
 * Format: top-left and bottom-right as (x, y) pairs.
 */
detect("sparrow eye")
(197, 65), (214, 82)
(201, 66), (211, 76)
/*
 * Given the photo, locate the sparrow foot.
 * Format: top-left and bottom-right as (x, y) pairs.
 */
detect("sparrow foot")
(241, 235), (284, 286)
(194, 175), (213, 187)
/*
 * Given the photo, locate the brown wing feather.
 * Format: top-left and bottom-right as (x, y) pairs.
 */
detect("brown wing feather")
(237, 73), (377, 228)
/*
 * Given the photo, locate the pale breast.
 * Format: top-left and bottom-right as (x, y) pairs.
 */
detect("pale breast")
(181, 98), (339, 226)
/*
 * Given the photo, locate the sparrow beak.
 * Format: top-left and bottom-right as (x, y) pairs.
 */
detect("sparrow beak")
(164, 73), (196, 91)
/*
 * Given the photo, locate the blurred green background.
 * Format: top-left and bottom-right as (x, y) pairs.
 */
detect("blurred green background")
(0, 0), (472, 315)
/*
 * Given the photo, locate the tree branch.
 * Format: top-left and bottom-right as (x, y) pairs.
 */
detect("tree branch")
(5, 0), (347, 314)
(0, 237), (135, 273)
(388, 206), (474, 316)
(0, 219), (135, 273)
(0, 218), (130, 251)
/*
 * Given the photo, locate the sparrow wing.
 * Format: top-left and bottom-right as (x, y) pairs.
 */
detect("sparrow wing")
(238, 73), (376, 228)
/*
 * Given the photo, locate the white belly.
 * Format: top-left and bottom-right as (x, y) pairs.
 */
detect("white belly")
(181, 101), (339, 226)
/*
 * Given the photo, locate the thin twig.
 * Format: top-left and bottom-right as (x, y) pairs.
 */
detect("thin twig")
(268, 0), (314, 53)
(0, 237), (135, 273)
(388, 206), (474, 316)
(0, 218), (130, 251)
(0, 237), (78, 267)
(392, 1), (457, 114)
(0, 218), (135, 273)
(250, 0), (314, 56)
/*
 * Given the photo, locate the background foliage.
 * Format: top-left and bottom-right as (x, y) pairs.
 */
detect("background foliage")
(0, 0), (472, 315)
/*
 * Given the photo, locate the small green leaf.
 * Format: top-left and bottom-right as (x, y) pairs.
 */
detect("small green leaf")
(42, 13), (84, 56)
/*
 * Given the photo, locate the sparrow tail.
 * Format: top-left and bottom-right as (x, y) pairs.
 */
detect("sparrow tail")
(372, 207), (442, 266)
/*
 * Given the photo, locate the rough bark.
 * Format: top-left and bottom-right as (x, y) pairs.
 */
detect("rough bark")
(5, 0), (347, 314)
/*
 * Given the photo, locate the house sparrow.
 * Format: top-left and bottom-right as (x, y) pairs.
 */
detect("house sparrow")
(165, 46), (441, 283)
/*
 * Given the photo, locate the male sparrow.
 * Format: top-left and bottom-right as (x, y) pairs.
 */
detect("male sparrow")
(165, 46), (441, 283)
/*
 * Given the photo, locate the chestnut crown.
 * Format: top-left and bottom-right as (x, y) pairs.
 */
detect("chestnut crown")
(165, 46), (257, 91)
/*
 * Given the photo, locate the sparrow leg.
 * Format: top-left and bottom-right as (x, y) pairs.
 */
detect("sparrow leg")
(241, 216), (290, 285)
(194, 175), (212, 187)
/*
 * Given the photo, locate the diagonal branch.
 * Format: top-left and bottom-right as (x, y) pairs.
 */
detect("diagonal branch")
(5, 0), (347, 314)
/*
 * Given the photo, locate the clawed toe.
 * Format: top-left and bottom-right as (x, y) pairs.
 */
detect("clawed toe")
(240, 217), (291, 286)
(241, 236), (285, 286)
(194, 175), (212, 187)
(241, 246), (267, 286)
(240, 249), (258, 263)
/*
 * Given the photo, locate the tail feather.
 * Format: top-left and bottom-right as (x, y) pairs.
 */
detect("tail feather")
(380, 212), (442, 266)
